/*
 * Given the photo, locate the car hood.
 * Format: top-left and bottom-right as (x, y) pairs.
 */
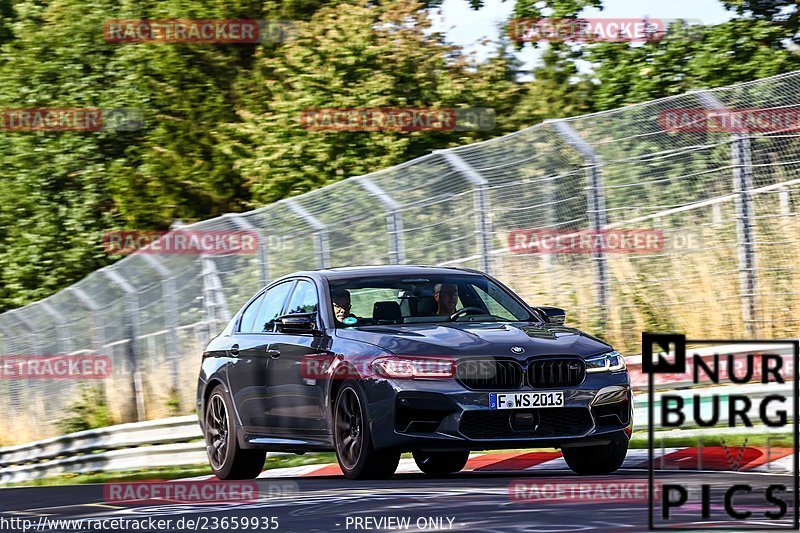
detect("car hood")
(334, 322), (612, 358)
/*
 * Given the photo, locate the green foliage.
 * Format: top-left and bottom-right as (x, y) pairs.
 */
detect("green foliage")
(56, 385), (114, 434)
(0, 0), (525, 312)
(226, 0), (521, 205)
(510, 47), (595, 127)
(0, 0), (264, 311)
(510, 0), (603, 21)
(2, 0), (800, 316)
(720, 0), (799, 39)
(587, 19), (800, 110)
(166, 390), (181, 415)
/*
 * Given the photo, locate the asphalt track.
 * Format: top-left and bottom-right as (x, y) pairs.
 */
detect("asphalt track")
(0, 469), (796, 532)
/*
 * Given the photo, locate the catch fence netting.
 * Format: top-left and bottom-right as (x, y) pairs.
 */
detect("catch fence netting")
(3, 72), (800, 443)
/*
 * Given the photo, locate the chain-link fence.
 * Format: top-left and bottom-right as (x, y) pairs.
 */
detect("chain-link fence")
(3, 71), (800, 444)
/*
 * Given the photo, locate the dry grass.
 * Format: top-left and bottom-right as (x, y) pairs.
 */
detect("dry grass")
(497, 194), (800, 354)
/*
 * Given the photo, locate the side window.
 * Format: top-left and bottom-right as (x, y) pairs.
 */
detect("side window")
(254, 282), (294, 333)
(285, 280), (319, 316)
(238, 292), (265, 333)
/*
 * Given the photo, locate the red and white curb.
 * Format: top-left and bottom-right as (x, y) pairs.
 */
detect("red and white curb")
(185, 447), (794, 481)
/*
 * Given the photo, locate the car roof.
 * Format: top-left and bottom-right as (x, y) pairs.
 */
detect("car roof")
(273, 265), (486, 283)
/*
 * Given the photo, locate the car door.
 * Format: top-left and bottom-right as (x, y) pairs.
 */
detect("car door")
(265, 278), (331, 438)
(226, 281), (294, 433)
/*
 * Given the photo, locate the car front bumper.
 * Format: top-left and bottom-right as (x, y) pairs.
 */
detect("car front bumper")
(362, 371), (633, 452)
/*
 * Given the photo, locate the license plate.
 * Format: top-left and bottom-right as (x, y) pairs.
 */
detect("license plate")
(489, 391), (564, 409)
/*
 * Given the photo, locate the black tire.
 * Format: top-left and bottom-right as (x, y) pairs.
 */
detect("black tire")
(562, 432), (629, 475)
(204, 385), (266, 480)
(334, 379), (400, 480)
(413, 450), (469, 475)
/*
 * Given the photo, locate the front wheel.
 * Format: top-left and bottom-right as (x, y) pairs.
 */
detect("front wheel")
(334, 380), (400, 480)
(204, 385), (266, 480)
(413, 450), (469, 475)
(561, 432), (628, 475)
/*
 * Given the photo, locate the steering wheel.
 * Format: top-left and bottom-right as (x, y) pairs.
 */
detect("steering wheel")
(449, 307), (486, 321)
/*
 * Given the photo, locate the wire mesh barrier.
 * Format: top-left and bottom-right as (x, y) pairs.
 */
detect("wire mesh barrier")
(3, 71), (800, 444)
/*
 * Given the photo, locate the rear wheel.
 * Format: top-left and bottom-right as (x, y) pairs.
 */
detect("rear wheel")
(334, 380), (400, 480)
(562, 432), (628, 475)
(413, 450), (469, 475)
(204, 385), (266, 480)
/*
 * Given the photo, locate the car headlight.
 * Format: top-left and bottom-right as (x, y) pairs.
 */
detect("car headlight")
(372, 356), (454, 379)
(585, 351), (627, 373)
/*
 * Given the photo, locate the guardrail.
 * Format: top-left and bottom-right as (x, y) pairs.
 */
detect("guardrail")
(0, 416), (204, 484)
(0, 343), (795, 484)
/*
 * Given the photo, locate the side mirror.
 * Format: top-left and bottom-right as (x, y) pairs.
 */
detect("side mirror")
(536, 306), (566, 325)
(276, 313), (320, 334)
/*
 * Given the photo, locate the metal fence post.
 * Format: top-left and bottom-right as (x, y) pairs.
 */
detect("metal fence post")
(551, 120), (610, 327)
(0, 323), (12, 350)
(356, 177), (406, 265)
(141, 255), (181, 409)
(67, 287), (105, 352)
(779, 187), (791, 216)
(439, 151), (493, 274)
(0, 323), (13, 355)
(65, 287), (108, 411)
(0, 322), (20, 409)
(103, 269), (146, 422)
(697, 92), (759, 336)
(201, 255), (232, 339)
(8, 309), (43, 356)
(224, 214), (270, 286)
(286, 199), (330, 269)
(39, 301), (71, 355)
(542, 175), (556, 269)
(8, 310), (45, 421)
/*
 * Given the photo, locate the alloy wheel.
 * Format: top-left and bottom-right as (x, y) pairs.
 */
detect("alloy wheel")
(335, 387), (364, 470)
(206, 393), (229, 470)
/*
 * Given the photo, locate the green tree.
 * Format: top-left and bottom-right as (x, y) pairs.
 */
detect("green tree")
(497, 0), (800, 111)
(0, 0), (263, 310)
(511, 46), (595, 127)
(226, 0), (521, 205)
(587, 19), (800, 110)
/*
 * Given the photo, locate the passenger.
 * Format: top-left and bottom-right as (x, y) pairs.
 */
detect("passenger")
(434, 283), (459, 316)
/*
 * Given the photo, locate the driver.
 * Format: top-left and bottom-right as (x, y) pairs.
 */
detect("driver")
(332, 288), (356, 324)
(434, 283), (459, 316)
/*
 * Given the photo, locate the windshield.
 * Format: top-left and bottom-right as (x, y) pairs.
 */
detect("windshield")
(328, 274), (534, 327)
